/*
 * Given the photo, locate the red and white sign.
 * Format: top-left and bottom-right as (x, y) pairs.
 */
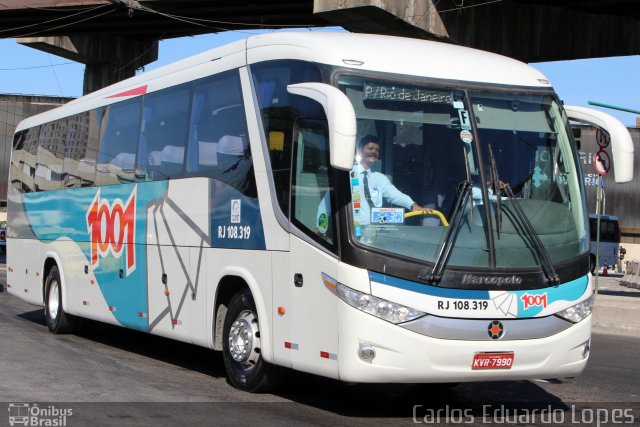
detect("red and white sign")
(460, 130), (473, 143)
(596, 128), (611, 149)
(86, 186), (137, 276)
(594, 149), (611, 175)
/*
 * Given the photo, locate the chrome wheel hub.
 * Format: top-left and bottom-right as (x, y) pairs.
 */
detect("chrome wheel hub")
(48, 279), (59, 320)
(228, 310), (261, 370)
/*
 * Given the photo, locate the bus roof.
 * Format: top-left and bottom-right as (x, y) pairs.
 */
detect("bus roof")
(589, 213), (619, 221)
(15, 31), (552, 132)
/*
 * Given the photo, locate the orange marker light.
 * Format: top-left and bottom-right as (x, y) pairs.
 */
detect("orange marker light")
(164, 290), (170, 296)
(277, 306), (286, 315)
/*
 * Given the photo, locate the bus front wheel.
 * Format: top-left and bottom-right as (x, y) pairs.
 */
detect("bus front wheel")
(44, 265), (76, 334)
(222, 289), (285, 392)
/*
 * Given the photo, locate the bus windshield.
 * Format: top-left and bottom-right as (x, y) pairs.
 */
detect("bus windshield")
(337, 74), (589, 269)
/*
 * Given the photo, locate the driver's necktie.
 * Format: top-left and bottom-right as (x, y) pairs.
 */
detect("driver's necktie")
(362, 170), (374, 209)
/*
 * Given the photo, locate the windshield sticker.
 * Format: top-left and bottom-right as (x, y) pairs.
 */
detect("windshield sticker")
(458, 109), (471, 130)
(371, 208), (404, 224)
(231, 199), (241, 223)
(460, 130), (473, 143)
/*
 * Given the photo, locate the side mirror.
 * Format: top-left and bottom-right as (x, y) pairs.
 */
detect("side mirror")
(287, 83), (356, 170)
(564, 105), (634, 183)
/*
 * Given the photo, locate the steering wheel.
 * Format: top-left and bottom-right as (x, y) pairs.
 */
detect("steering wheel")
(404, 208), (449, 226)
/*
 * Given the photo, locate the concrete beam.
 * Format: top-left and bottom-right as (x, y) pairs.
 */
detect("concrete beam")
(439, 2), (640, 62)
(17, 35), (158, 94)
(314, 0), (448, 40)
(314, 0), (640, 62)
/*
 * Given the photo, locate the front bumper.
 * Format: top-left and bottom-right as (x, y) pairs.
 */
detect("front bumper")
(337, 300), (591, 383)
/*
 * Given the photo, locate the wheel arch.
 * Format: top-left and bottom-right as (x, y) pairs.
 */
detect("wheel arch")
(212, 267), (273, 362)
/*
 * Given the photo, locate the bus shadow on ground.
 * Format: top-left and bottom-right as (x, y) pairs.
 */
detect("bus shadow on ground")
(274, 372), (569, 418)
(16, 308), (227, 380)
(15, 307), (567, 418)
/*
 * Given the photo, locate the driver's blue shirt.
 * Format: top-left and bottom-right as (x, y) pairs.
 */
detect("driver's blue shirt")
(352, 164), (415, 225)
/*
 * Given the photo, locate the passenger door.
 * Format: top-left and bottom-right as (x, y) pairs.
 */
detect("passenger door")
(284, 120), (341, 378)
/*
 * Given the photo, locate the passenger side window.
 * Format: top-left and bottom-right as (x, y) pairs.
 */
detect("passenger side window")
(138, 84), (190, 181)
(251, 60), (324, 217)
(97, 99), (141, 185)
(291, 119), (336, 248)
(63, 111), (98, 188)
(187, 71), (256, 196)
(36, 119), (66, 191)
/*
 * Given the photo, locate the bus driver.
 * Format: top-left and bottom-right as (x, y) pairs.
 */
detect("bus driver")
(351, 135), (423, 225)
(316, 134), (424, 237)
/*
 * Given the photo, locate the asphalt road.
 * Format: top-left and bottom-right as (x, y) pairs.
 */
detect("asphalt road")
(1, 258), (639, 426)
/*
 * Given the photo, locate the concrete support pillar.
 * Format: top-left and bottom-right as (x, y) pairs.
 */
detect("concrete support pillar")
(17, 35), (158, 94)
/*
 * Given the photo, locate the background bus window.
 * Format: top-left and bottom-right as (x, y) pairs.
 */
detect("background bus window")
(97, 99), (141, 185)
(138, 84), (190, 181)
(35, 119), (66, 191)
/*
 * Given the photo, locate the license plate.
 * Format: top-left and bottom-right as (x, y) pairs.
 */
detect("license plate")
(471, 352), (514, 370)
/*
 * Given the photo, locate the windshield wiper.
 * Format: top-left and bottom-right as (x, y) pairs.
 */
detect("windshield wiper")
(419, 180), (473, 284)
(488, 144), (503, 237)
(487, 145), (560, 286)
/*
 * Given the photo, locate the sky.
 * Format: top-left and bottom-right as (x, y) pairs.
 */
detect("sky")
(0, 29), (638, 126)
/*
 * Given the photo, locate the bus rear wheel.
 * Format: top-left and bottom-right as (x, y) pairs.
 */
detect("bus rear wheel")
(44, 266), (76, 334)
(222, 289), (285, 392)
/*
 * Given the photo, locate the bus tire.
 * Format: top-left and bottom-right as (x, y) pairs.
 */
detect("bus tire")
(44, 266), (76, 334)
(222, 288), (285, 392)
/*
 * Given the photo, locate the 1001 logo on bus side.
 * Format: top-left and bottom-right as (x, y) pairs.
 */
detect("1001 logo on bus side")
(86, 186), (137, 276)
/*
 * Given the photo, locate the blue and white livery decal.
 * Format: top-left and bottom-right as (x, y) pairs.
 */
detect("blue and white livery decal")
(20, 177), (265, 331)
(369, 271), (590, 319)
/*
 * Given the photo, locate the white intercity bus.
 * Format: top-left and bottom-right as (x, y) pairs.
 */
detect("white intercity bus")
(7, 32), (634, 392)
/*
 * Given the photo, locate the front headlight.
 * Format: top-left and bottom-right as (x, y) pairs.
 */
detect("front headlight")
(555, 295), (595, 323)
(337, 283), (425, 324)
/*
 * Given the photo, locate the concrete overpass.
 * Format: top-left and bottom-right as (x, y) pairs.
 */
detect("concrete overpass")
(1, 0), (639, 93)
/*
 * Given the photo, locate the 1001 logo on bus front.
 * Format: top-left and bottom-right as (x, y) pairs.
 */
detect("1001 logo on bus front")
(86, 186), (137, 276)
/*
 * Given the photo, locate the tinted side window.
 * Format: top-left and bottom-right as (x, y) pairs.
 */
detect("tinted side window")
(36, 119), (66, 191)
(97, 98), (141, 185)
(139, 84), (190, 181)
(188, 70), (255, 196)
(64, 112), (97, 188)
(250, 60), (323, 216)
(291, 120), (336, 249)
(11, 130), (30, 193)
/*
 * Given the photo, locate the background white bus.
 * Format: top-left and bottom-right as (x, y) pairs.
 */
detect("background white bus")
(7, 32), (633, 392)
(589, 213), (621, 272)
